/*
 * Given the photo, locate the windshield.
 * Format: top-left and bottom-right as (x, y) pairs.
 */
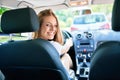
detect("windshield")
(54, 4), (113, 31)
(0, 3), (113, 43)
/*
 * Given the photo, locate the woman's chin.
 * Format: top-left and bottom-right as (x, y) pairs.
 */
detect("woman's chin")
(48, 37), (54, 40)
(49, 36), (54, 39)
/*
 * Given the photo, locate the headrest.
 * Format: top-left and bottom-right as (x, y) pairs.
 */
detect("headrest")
(112, 0), (120, 31)
(89, 41), (120, 80)
(1, 7), (39, 34)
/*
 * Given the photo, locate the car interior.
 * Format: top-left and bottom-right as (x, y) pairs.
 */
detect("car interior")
(1, 0), (120, 80)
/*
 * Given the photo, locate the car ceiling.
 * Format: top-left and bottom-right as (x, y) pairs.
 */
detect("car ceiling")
(0, 0), (114, 13)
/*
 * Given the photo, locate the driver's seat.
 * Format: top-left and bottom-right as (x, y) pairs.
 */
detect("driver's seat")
(0, 7), (70, 80)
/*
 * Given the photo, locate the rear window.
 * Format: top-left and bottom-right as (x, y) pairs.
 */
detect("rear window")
(73, 14), (106, 24)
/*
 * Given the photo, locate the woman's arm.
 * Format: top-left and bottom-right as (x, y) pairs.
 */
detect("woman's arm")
(61, 38), (73, 54)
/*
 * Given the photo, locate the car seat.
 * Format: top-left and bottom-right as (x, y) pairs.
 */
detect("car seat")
(89, 0), (120, 80)
(0, 7), (70, 80)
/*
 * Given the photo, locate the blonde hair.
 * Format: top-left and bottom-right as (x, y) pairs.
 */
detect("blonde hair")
(33, 9), (64, 45)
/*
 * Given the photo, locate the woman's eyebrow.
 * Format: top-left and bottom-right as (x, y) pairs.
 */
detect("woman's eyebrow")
(46, 22), (57, 26)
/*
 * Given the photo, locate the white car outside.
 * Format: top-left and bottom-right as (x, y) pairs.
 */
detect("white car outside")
(71, 13), (110, 31)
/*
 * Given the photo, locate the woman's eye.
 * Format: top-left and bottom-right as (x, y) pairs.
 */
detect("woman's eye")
(55, 25), (57, 28)
(46, 24), (50, 26)
(46, 23), (51, 27)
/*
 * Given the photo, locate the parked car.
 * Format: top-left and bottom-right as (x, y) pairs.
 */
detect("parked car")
(71, 13), (110, 31)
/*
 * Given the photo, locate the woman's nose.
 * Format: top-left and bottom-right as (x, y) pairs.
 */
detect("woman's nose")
(50, 25), (56, 31)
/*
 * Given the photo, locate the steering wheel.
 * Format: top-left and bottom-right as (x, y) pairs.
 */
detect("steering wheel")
(62, 30), (73, 44)
(62, 30), (76, 71)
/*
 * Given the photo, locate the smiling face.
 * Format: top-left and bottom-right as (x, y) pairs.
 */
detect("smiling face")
(38, 15), (57, 40)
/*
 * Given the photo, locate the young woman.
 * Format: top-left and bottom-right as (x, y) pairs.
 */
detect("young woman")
(33, 9), (73, 72)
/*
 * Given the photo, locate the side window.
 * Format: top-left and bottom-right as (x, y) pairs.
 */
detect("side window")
(0, 7), (9, 33)
(0, 15), (1, 32)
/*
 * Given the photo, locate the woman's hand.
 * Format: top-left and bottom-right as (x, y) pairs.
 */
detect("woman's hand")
(65, 38), (73, 47)
(61, 38), (73, 54)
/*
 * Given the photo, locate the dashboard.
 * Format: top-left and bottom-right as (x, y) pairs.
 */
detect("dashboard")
(72, 31), (94, 79)
(69, 29), (120, 79)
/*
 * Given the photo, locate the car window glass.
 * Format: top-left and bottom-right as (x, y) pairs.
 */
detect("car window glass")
(54, 4), (113, 31)
(0, 3), (113, 43)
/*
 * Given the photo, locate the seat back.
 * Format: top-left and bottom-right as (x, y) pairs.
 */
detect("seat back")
(89, 41), (120, 80)
(89, 0), (120, 80)
(0, 7), (69, 80)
